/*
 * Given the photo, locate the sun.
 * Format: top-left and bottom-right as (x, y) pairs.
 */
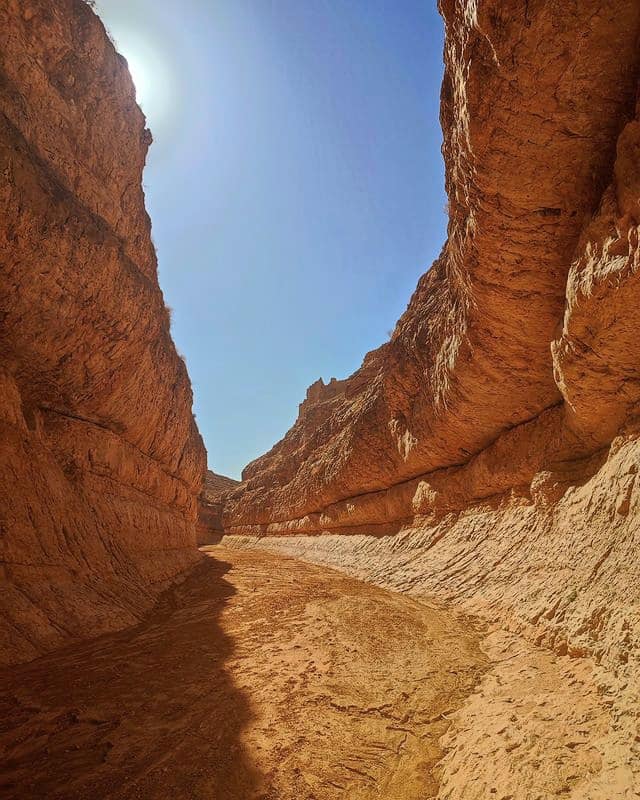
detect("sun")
(116, 32), (175, 132)
(125, 50), (152, 106)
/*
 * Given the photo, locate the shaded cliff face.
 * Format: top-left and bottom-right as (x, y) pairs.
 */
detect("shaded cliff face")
(224, 0), (640, 532)
(0, 0), (206, 664)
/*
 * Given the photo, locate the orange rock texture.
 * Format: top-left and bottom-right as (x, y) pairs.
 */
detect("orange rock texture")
(198, 471), (240, 544)
(224, 0), (640, 533)
(222, 1), (640, 764)
(0, 0), (205, 665)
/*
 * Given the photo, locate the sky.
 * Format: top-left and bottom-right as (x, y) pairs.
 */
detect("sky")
(93, 0), (447, 479)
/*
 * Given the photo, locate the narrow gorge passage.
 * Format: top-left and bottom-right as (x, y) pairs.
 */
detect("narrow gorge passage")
(0, 548), (487, 800)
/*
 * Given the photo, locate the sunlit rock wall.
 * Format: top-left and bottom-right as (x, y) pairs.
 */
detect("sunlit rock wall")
(221, 0), (640, 690)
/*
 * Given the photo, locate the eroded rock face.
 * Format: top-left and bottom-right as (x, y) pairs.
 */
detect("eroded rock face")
(0, 0), (206, 665)
(225, 1), (640, 534)
(223, 0), (640, 540)
(198, 471), (240, 544)
(221, 0), (640, 724)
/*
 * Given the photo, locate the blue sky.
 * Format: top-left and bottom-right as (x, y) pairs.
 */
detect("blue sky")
(94, 0), (446, 479)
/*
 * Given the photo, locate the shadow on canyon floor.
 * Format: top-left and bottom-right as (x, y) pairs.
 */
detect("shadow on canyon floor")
(0, 555), (263, 800)
(1, 545), (494, 799)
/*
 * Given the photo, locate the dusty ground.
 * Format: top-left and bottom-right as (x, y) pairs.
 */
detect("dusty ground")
(221, 536), (631, 799)
(0, 546), (488, 800)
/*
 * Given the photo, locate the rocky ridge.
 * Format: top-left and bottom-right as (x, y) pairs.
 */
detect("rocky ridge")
(219, 0), (640, 663)
(223, 0), (640, 534)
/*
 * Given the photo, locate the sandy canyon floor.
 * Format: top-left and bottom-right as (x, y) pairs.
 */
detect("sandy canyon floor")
(1, 547), (614, 799)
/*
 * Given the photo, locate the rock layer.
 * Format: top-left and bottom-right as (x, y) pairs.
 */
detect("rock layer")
(222, 0), (640, 591)
(0, 0), (206, 665)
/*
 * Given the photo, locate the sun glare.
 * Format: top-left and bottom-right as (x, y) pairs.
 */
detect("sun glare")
(125, 51), (151, 105)
(116, 32), (175, 132)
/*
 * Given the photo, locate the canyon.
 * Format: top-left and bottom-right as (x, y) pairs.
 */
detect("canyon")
(2, 0), (640, 798)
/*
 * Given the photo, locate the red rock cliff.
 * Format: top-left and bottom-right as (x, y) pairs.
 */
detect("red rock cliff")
(0, 0), (206, 665)
(223, 0), (640, 535)
(198, 470), (240, 544)
(221, 0), (640, 690)
(221, 6), (640, 787)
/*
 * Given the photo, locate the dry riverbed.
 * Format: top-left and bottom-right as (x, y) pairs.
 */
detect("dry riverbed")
(0, 546), (488, 799)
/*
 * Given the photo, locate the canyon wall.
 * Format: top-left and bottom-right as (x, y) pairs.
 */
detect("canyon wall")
(221, 0), (640, 708)
(198, 470), (240, 544)
(219, 4), (640, 792)
(0, 0), (206, 665)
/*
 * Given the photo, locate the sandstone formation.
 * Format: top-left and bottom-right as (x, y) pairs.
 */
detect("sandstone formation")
(220, 2), (640, 793)
(0, 0), (205, 665)
(222, 0), (640, 652)
(198, 470), (240, 544)
(4, 0), (640, 795)
(224, 0), (640, 532)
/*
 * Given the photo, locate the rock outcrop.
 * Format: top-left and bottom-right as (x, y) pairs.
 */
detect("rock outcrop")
(221, 3), (640, 787)
(0, 0), (206, 665)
